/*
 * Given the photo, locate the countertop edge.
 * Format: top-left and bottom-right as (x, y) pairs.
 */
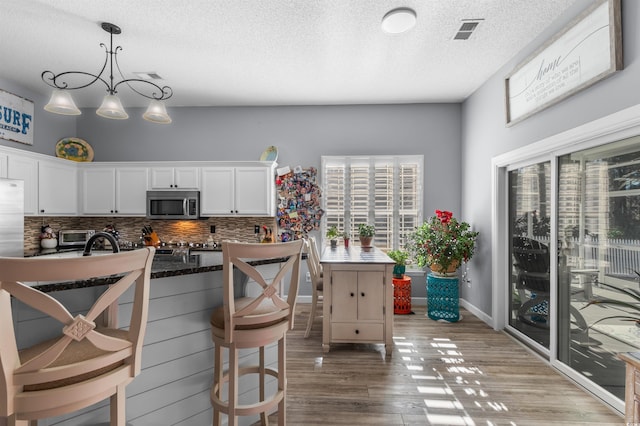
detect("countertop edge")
(30, 257), (286, 293)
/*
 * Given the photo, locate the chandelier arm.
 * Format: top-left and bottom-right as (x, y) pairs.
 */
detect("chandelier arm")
(40, 43), (112, 92)
(112, 48), (173, 100)
(113, 79), (173, 100)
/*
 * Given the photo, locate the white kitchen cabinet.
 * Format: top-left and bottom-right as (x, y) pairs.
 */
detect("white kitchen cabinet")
(81, 166), (148, 215)
(0, 153), (7, 178)
(7, 155), (37, 215)
(149, 167), (199, 189)
(200, 165), (275, 216)
(38, 159), (77, 215)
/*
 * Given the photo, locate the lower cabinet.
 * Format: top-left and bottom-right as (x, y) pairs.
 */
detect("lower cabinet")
(322, 261), (393, 355)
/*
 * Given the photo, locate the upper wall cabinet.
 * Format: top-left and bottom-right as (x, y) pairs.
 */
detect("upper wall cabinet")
(200, 164), (275, 216)
(149, 167), (199, 189)
(81, 166), (148, 215)
(6, 151), (77, 216)
(37, 158), (78, 215)
(0, 153), (7, 178)
(7, 155), (38, 215)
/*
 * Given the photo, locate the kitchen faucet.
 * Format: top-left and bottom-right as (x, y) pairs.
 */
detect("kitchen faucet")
(83, 232), (120, 256)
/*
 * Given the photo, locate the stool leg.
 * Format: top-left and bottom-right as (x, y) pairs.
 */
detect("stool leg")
(259, 346), (268, 425)
(228, 344), (238, 426)
(110, 384), (125, 426)
(278, 336), (286, 426)
(304, 289), (318, 338)
(212, 344), (222, 426)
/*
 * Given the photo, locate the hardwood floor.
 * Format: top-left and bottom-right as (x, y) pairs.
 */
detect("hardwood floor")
(259, 304), (623, 426)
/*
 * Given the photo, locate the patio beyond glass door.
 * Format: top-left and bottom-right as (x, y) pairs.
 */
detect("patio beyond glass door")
(557, 137), (640, 400)
(508, 162), (551, 349)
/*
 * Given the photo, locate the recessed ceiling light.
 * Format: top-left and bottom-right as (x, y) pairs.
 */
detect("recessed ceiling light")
(381, 8), (417, 34)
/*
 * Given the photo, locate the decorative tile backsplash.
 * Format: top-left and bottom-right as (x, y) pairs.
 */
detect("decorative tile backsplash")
(25, 216), (277, 251)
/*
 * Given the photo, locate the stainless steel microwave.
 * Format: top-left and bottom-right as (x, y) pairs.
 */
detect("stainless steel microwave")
(146, 190), (200, 219)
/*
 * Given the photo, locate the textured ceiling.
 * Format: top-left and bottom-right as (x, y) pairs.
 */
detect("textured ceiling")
(1, 0), (578, 108)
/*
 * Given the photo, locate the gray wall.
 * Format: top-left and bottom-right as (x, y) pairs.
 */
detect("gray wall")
(460, 0), (640, 316)
(75, 103), (463, 216)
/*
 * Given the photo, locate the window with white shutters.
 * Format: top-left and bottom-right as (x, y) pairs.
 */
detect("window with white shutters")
(321, 156), (423, 251)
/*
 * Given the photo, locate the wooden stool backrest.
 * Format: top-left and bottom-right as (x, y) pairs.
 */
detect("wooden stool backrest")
(0, 247), (155, 418)
(222, 240), (303, 343)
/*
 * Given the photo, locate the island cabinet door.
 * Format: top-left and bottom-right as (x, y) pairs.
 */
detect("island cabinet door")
(357, 271), (385, 321)
(330, 270), (358, 322)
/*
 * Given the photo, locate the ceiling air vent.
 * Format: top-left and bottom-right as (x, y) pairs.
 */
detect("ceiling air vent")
(454, 20), (482, 40)
(134, 72), (164, 80)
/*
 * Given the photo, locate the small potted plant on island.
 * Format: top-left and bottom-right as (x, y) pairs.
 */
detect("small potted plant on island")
(357, 223), (375, 248)
(387, 249), (409, 278)
(342, 230), (350, 248)
(326, 225), (340, 248)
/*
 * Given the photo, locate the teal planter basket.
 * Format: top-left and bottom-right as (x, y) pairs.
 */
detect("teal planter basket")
(392, 264), (406, 278)
(426, 273), (460, 322)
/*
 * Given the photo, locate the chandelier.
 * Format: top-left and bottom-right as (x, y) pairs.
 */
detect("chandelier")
(41, 22), (173, 124)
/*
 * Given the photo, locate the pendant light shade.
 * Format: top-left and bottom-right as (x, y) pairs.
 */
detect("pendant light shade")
(42, 22), (172, 124)
(143, 100), (172, 124)
(96, 95), (129, 120)
(44, 90), (81, 116)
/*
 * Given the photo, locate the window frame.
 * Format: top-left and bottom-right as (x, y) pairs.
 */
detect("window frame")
(321, 155), (423, 251)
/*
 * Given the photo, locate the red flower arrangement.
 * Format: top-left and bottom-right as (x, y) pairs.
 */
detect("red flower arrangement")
(407, 210), (479, 273)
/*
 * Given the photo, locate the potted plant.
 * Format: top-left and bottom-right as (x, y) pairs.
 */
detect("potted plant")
(342, 230), (350, 248)
(357, 223), (375, 247)
(406, 210), (479, 275)
(326, 225), (340, 248)
(387, 249), (409, 278)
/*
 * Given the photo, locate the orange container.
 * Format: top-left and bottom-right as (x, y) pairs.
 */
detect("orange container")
(392, 275), (412, 314)
(144, 231), (161, 247)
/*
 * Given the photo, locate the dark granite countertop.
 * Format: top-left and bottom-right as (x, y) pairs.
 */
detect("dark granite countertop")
(24, 249), (284, 293)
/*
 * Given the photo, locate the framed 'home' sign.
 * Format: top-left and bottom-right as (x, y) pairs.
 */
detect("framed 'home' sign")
(505, 0), (622, 126)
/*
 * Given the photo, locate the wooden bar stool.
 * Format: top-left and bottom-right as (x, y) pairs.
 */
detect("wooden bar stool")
(0, 248), (155, 426)
(304, 236), (323, 338)
(210, 240), (303, 426)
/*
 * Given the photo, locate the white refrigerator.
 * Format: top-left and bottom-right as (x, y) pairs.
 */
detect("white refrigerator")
(0, 178), (24, 257)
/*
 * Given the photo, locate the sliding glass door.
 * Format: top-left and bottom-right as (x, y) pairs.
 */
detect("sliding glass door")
(508, 162), (551, 350)
(504, 136), (640, 402)
(557, 136), (640, 400)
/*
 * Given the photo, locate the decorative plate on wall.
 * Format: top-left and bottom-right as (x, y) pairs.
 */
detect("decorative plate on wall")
(259, 146), (278, 162)
(55, 137), (94, 162)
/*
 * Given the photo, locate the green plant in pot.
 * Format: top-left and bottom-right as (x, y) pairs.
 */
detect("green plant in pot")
(326, 225), (340, 248)
(387, 249), (409, 278)
(342, 230), (350, 248)
(406, 210), (479, 275)
(358, 223), (375, 247)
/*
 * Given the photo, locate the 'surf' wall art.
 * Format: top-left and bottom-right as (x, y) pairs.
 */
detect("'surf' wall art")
(276, 166), (323, 242)
(0, 89), (34, 145)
